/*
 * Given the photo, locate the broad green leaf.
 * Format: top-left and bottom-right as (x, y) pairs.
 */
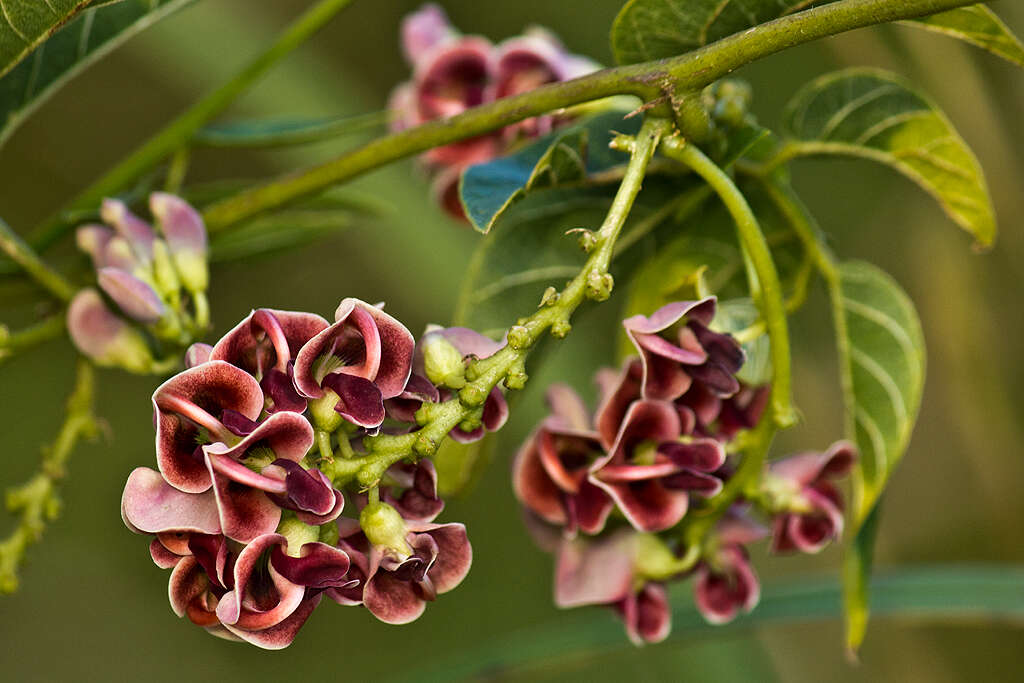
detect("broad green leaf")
(832, 261), (925, 651)
(193, 111), (388, 148)
(0, 0), (194, 147)
(0, 0), (89, 79)
(611, 1), (1021, 68)
(610, 0), (818, 65)
(620, 178), (807, 380)
(904, 5), (1024, 68)
(407, 566), (1024, 682)
(782, 68), (995, 247)
(459, 110), (636, 234)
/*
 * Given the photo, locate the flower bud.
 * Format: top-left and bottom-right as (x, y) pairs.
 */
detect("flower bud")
(360, 501), (412, 559)
(149, 239), (182, 300)
(422, 333), (465, 388)
(150, 192), (208, 294)
(97, 268), (166, 323)
(276, 516), (321, 557)
(67, 289), (155, 373)
(632, 533), (685, 582)
(183, 343), (213, 368)
(100, 198), (156, 265)
(75, 225), (114, 269)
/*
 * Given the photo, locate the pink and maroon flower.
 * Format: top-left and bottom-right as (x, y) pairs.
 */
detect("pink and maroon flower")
(765, 441), (857, 554)
(693, 511), (768, 625)
(293, 299), (414, 429)
(512, 384), (613, 536)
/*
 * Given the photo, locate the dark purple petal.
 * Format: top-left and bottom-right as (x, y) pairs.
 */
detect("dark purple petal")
(204, 410), (314, 468)
(694, 546), (760, 625)
(616, 582), (671, 645)
(224, 593), (322, 651)
(205, 454), (281, 543)
(594, 359), (643, 450)
(597, 399), (681, 469)
(211, 308), (329, 378)
(321, 372), (386, 428)
(657, 439), (726, 472)
(216, 534), (305, 630)
(270, 542), (352, 589)
(383, 460), (444, 523)
(512, 428), (569, 527)
(590, 476), (690, 533)
(168, 556), (219, 626)
(481, 386), (509, 432)
(411, 522), (472, 594)
(187, 533), (230, 590)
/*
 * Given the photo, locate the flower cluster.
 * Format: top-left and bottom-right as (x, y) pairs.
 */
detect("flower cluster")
(389, 4), (598, 218)
(513, 299), (856, 643)
(69, 193), (210, 373)
(121, 301), (506, 647)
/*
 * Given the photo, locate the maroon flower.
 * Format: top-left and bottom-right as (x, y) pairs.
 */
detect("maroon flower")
(334, 516), (472, 624)
(211, 308), (329, 414)
(554, 531), (670, 645)
(623, 298), (745, 401)
(693, 511), (768, 625)
(512, 384), (613, 536)
(765, 441), (857, 554)
(379, 459), (445, 523)
(293, 299), (414, 429)
(589, 400), (725, 533)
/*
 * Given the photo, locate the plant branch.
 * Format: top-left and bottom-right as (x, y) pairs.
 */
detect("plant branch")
(660, 137), (794, 428)
(24, 0), (357, 254)
(0, 360), (97, 593)
(0, 217), (76, 302)
(0, 314), (66, 363)
(199, 0), (975, 231)
(325, 118), (671, 488)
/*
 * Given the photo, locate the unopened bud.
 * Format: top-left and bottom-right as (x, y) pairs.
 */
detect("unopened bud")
(184, 343), (213, 368)
(507, 325), (531, 350)
(360, 502), (412, 559)
(422, 333), (466, 389)
(585, 271), (614, 301)
(276, 517), (320, 557)
(98, 268), (166, 323)
(150, 193), (209, 294)
(67, 289), (155, 374)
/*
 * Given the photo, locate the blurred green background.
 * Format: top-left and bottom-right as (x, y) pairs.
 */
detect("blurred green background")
(1, 1), (1022, 680)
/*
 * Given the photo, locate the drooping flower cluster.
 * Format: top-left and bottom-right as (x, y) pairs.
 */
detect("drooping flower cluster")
(122, 301), (505, 647)
(389, 4), (598, 218)
(69, 193), (210, 373)
(513, 298), (856, 643)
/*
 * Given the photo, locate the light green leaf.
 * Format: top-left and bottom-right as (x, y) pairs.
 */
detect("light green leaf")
(0, 0), (89, 79)
(842, 499), (882, 654)
(832, 261), (925, 652)
(610, 0), (818, 65)
(459, 110), (634, 234)
(905, 5), (1024, 68)
(781, 68), (996, 247)
(0, 0), (194, 147)
(193, 111), (388, 148)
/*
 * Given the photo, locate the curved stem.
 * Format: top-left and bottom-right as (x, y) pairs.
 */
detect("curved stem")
(199, 0), (974, 231)
(0, 314), (66, 362)
(403, 565), (1024, 682)
(25, 0), (357, 253)
(660, 138), (794, 428)
(339, 118), (670, 489)
(0, 217), (76, 302)
(0, 360), (97, 593)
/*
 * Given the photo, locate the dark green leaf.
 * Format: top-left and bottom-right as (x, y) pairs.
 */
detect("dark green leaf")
(405, 565), (1024, 682)
(459, 110), (637, 234)
(781, 68), (996, 247)
(0, 0), (194, 147)
(610, 0), (818, 65)
(904, 5), (1024, 68)
(0, 0), (89, 79)
(193, 111), (388, 148)
(843, 498), (882, 653)
(832, 261), (925, 651)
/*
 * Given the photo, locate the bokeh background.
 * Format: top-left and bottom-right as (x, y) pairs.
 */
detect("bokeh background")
(1, 1), (1022, 680)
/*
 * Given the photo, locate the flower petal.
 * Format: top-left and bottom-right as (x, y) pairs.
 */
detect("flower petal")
(121, 467), (221, 535)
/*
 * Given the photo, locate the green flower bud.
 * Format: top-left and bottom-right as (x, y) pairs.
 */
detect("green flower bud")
(360, 501), (412, 559)
(422, 333), (466, 389)
(277, 516), (320, 557)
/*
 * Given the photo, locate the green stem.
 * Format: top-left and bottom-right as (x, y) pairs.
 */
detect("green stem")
(338, 119), (669, 489)
(199, 0), (975, 231)
(26, 0), (357, 251)
(403, 565), (1024, 682)
(660, 137), (794, 428)
(0, 360), (97, 593)
(0, 314), (66, 362)
(0, 217), (76, 302)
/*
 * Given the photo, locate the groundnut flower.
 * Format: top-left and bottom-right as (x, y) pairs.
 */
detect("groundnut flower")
(513, 385), (613, 536)
(764, 441), (857, 554)
(67, 288), (156, 373)
(693, 512), (768, 625)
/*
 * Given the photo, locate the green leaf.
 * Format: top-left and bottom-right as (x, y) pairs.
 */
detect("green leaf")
(842, 499), (882, 654)
(432, 434), (495, 497)
(208, 204), (360, 263)
(405, 565), (1024, 682)
(0, 0), (194, 148)
(459, 110), (636, 234)
(0, 0), (89, 79)
(610, 0), (818, 65)
(832, 261), (925, 651)
(193, 111), (388, 148)
(781, 68), (995, 247)
(904, 5), (1024, 68)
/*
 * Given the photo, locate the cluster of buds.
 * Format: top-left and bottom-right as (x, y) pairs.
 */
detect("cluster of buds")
(69, 194), (210, 373)
(121, 300), (509, 647)
(513, 299), (856, 643)
(389, 4), (598, 218)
